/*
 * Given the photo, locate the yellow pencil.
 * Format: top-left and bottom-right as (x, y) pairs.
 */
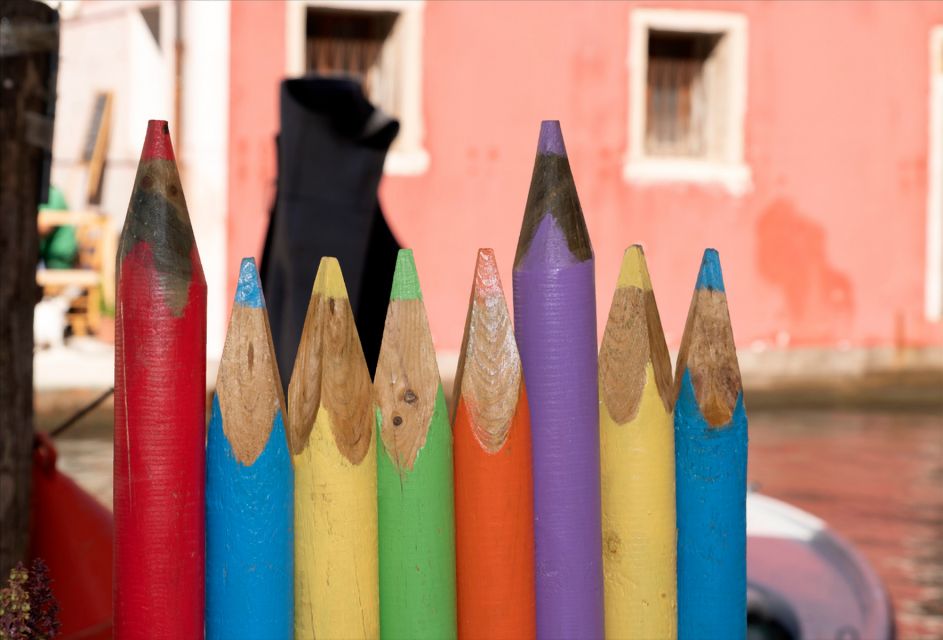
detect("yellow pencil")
(288, 257), (378, 639)
(599, 245), (677, 639)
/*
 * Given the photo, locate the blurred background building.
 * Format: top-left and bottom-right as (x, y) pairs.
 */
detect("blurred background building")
(48, 0), (942, 386)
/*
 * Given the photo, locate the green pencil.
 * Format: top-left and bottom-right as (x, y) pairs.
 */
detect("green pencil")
(375, 250), (456, 640)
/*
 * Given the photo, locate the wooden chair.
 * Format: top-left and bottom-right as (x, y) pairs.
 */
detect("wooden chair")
(36, 209), (115, 336)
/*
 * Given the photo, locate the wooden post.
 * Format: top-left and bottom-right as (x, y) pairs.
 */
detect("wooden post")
(114, 120), (206, 638)
(206, 257), (293, 639)
(674, 249), (747, 640)
(599, 246), (677, 639)
(453, 249), (536, 639)
(0, 0), (58, 578)
(375, 249), (456, 639)
(512, 120), (603, 638)
(288, 257), (378, 639)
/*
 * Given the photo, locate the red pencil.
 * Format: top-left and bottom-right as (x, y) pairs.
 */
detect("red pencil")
(453, 249), (536, 639)
(114, 120), (206, 638)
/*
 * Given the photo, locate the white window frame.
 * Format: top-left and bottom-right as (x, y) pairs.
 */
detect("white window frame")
(625, 8), (750, 195)
(285, 0), (428, 176)
(926, 26), (943, 320)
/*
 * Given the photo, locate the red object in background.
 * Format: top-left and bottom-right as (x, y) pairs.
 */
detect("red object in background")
(30, 433), (112, 640)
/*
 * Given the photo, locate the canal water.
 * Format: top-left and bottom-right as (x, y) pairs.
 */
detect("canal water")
(41, 405), (943, 638)
(749, 409), (943, 640)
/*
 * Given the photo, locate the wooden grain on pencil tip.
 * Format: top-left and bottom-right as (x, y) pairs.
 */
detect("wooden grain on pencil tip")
(674, 249), (741, 427)
(453, 249), (522, 453)
(217, 259), (286, 465)
(288, 257), (373, 462)
(375, 299), (439, 471)
(599, 246), (672, 423)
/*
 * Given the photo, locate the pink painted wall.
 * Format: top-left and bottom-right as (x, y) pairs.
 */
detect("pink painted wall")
(228, 0), (284, 309)
(230, 0), (943, 352)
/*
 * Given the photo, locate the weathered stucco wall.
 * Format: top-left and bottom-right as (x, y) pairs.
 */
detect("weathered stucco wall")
(229, 0), (943, 353)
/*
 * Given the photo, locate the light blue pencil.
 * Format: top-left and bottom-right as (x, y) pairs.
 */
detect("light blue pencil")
(206, 258), (293, 640)
(674, 249), (748, 640)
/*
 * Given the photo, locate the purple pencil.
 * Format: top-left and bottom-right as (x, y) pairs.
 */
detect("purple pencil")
(513, 120), (603, 638)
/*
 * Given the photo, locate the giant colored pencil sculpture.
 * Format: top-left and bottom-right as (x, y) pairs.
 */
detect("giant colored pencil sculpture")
(453, 249), (536, 640)
(375, 250), (457, 639)
(674, 249), (748, 640)
(206, 258), (293, 640)
(512, 120), (604, 638)
(114, 120), (206, 638)
(288, 257), (378, 639)
(599, 246), (677, 639)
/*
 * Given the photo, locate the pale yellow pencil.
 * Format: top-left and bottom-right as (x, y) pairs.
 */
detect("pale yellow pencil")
(599, 245), (677, 639)
(288, 257), (378, 639)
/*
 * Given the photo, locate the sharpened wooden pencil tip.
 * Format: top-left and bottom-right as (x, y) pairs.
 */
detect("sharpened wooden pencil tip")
(234, 258), (264, 309)
(391, 249), (423, 301)
(218, 259), (285, 465)
(473, 249), (504, 300)
(695, 248), (725, 292)
(289, 256), (371, 460)
(675, 250), (741, 427)
(600, 246), (672, 421)
(454, 249), (521, 451)
(119, 121), (199, 317)
(141, 119), (175, 161)
(538, 120), (566, 156)
(375, 258), (441, 471)
(616, 245), (653, 291)
(312, 257), (349, 300)
(515, 122), (592, 267)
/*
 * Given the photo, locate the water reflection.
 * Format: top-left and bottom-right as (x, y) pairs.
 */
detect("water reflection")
(749, 410), (943, 640)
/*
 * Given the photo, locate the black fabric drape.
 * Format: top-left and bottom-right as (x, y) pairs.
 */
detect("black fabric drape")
(261, 77), (401, 389)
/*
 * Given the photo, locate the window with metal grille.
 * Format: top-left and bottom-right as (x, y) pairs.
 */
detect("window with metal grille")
(626, 9), (749, 192)
(645, 31), (721, 158)
(305, 7), (398, 106)
(290, 1), (428, 175)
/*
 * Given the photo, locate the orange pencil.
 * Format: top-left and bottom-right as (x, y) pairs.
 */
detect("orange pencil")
(453, 249), (536, 640)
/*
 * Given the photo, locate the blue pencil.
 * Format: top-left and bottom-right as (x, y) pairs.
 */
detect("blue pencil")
(206, 258), (293, 640)
(674, 249), (748, 640)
